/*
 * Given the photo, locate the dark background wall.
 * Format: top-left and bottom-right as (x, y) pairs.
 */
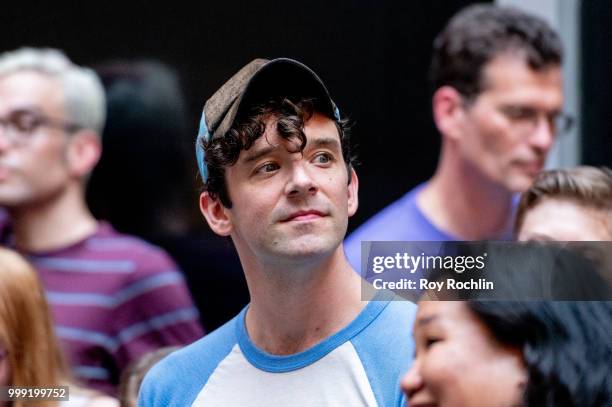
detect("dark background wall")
(0, 0), (484, 232)
(581, 0), (612, 167)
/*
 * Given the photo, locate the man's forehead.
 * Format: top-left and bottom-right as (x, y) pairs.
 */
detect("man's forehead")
(480, 54), (562, 92)
(0, 70), (60, 88)
(0, 71), (64, 111)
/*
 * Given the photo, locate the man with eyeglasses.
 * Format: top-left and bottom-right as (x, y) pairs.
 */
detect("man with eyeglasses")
(0, 48), (203, 395)
(345, 4), (569, 270)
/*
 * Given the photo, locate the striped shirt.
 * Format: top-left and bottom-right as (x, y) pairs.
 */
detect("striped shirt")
(8, 222), (204, 395)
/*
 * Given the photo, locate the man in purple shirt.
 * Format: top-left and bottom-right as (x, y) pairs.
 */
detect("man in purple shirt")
(346, 5), (570, 270)
(0, 48), (203, 394)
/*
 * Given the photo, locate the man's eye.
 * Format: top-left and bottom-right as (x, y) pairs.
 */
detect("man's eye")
(502, 106), (536, 120)
(257, 163), (279, 173)
(9, 112), (40, 132)
(314, 153), (333, 164)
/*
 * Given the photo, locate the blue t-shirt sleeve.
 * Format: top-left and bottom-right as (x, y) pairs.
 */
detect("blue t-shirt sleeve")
(350, 300), (417, 407)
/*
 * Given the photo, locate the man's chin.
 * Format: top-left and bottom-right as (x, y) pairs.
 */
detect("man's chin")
(498, 166), (540, 193)
(503, 175), (534, 194)
(274, 236), (340, 259)
(0, 193), (27, 208)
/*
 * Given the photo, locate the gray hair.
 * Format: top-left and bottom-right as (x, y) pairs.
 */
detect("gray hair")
(0, 47), (106, 134)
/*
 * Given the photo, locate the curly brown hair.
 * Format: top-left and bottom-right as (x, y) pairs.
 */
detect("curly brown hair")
(200, 97), (354, 208)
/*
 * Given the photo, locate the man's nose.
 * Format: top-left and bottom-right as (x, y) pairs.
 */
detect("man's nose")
(528, 115), (556, 153)
(285, 163), (318, 197)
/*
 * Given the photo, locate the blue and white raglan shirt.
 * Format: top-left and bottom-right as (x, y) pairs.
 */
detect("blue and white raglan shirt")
(138, 291), (416, 407)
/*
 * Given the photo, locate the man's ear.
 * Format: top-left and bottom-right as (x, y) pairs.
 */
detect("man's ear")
(347, 167), (359, 218)
(432, 86), (467, 142)
(200, 192), (233, 236)
(65, 130), (102, 177)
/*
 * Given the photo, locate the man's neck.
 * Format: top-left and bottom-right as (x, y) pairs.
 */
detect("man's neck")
(243, 246), (370, 355)
(418, 150), (515, 240)
(9, 186), (98, 253)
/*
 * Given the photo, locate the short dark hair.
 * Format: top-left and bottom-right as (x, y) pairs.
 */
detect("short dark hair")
(515, 166), (612, 234)
(430, 4), (563, 101)
(468, 301), (612, 406)
(427, 242), (612, 404)
(451, 242), (612, 406)
(203, 97), (354, 208)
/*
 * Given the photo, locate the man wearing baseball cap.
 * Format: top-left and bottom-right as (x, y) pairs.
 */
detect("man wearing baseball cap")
(139, 58), (416, 406)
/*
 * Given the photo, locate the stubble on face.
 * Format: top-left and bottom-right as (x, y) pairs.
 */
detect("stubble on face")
(224, 112), (355, 266)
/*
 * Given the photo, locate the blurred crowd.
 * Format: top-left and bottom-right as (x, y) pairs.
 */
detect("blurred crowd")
(0, 3), (610, 407)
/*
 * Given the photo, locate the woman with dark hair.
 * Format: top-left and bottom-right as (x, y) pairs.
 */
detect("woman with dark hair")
(402, 300), (612, 406)
(470, 301), (612, 406)
(401, 242), (612, 406)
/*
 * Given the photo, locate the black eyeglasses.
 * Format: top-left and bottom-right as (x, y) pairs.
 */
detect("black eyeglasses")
(0, 109), (82, 145)
(497, 105), (574, 136)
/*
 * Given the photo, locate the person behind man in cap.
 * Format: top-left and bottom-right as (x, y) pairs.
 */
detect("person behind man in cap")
(345, 4), (570, 270)
(139, 58), (416, 406)
(0, 48), (203, 394)
(515, 166), (612, 241)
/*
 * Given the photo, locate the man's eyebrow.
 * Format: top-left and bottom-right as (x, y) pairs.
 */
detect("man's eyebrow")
(243, 144), (279, 163)
(309, 137), (341, 151)
(242, 137), (341, 163)
(7, 106), (43, 115)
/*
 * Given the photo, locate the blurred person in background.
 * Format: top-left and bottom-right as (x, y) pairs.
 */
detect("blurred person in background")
(87, 61), (193, 241)
(402, 242), (612, 406)
(346, 4), (569, 270)
(0, 247), (118, 406)
(88, 61), (247, 331)
(402, 300), (612, 407)
(0, 48), (202, 395)
(117, 346), (180, 407)
(515, 166), (612, 241)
